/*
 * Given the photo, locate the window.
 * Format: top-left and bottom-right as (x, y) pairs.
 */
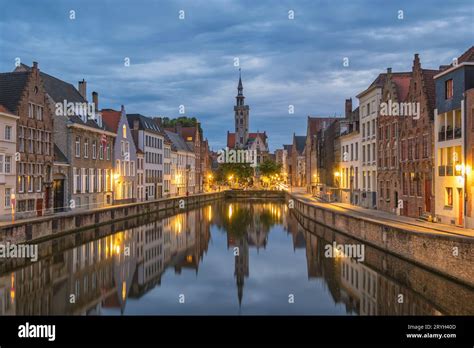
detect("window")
(92, 141), (97, 159)
(4, 125), (12, 140)
(5, 188), (11, 208)
(0, 155), (3, 173)
(84, 139), (89, 158)
(446, 187), (453, 207)
(36, 105), (43, 120)
(445, 79), (453, 99)
(187, 137), (193, 141)
(99, 143), (104, 160)
(28, 129), (34, 153)
(4, 156), (11, 173)
(122, 124), (127, 138)
(75, 137), (81, 157)
(28, 103), (34, 118)
(106, 144), (110, 160)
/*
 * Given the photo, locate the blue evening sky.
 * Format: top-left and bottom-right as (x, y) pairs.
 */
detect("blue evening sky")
(0, 0), (472, 150)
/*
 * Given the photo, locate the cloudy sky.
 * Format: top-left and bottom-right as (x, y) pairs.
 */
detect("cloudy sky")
(0, 0), (472, 150)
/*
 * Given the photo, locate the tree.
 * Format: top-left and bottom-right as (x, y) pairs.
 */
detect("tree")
(215, 163), (253, 185)
(258, 159), (281, 177)
(161, 117), (203, 134)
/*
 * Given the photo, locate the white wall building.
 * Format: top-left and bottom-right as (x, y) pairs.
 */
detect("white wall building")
(165, 130), (195, 196)
(0, 105), (18, 220)
(357, 78), (383, 209)
(127, 114), (165, 200)
(339, 126), (361, 205)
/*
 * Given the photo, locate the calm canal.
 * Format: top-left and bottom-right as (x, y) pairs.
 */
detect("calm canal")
(0, 199), (473, 315)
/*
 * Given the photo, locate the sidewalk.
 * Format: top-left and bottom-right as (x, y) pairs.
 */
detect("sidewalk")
(290, 189), (474, 238)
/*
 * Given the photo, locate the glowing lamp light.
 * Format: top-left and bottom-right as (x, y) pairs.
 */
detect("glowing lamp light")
(334, 171), (340, 177)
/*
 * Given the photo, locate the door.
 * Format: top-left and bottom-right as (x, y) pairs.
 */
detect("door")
(458, 188), (463, 225)
(36, 198), (43, 217)
(53, 179), (65, 212)
(424, 179), (431, 213)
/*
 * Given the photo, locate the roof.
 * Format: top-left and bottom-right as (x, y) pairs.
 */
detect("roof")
(101, 109), (122, 132)
(227, 131), (267, 149)
(457, 46), (474, 64)
(164, 130), (192, 152)
(391, 73), (412, 102)
(127, 113), (164, 134)
(0, 104), (16, 116)
(283, 144), (292, 152)
(0, 71), (29, 113)
(293, 135), (306, 154)
(356, 73), (387, 98)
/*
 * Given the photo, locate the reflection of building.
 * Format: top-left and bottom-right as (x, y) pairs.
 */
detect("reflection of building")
(340, 258), (378, 316)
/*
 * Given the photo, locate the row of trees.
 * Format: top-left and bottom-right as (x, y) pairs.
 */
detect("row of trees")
(213, 159), (282, 187)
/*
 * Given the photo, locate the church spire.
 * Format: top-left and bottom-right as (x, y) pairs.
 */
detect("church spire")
(238, 68), (243, 96)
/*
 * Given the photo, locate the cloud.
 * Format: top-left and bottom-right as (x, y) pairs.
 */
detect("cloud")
(0, 0), (472, 150)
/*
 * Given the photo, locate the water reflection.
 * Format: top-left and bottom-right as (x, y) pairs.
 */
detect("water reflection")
(0, 200), (472, 315)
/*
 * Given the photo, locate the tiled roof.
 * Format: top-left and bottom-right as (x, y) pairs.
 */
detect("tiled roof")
(164, 130), (192, 152)
(0, 71), (29, 113)
(391, 73), (412, 102)
(101, 109), (122, 133)
(457, 46), (474, 63)
(0, 104), (15, 115)
(127, 113), (164, 134)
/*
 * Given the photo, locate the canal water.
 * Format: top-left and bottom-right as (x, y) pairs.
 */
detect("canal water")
(0, 199), (473, 315)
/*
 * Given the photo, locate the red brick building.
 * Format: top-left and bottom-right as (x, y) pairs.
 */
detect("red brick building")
(377, 68), (412, 214)
(399, 54), (438, 218)
(0, 62), (54, 218)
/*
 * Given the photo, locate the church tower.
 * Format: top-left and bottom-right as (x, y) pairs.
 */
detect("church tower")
(234, 69), (249, 148)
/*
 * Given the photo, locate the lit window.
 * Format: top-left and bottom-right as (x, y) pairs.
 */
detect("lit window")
(445, 79), (453, 99)
(122, 124), (127, 138)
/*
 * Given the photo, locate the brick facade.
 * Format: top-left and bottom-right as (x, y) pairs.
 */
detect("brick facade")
(399, 54), (438, 218)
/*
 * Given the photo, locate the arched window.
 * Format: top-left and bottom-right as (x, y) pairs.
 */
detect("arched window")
(122, 124), (127, 138)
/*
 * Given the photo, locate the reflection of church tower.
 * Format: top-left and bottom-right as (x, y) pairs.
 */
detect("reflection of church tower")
(234, 69), (250, 149)
(235, 237), (249, 308)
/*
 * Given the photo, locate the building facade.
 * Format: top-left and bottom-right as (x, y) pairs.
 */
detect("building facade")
(15, 66), (117, 212)
(377, 69), (412, 214)
(399, 54), (438, 218)
(102, 106), (137, 204)
(0, 62), (54, 218)
(165, 130), (196, 195)
(0, 105), (19, 220)
(127, 114), (165, 200)
(357, 76), (385, 209)
(434, 47), (474, 226)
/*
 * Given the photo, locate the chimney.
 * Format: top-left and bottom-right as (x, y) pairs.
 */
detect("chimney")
(154, 117), (162, 126)
(387, 67), (392, 75)
(32, 61), (39, 77)
(92, 91), (98, 111)
(133, 119), (139, 130)
(345, 98), (352, 119)
(78, 79), (87, 100)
